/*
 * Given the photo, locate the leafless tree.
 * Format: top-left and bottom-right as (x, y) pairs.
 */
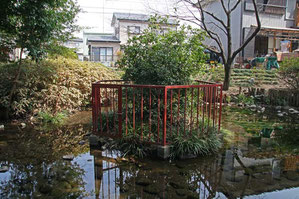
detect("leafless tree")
(173, 0), (261, 90)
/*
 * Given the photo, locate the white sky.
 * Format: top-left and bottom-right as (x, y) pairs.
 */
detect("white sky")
(75, 0), (179, 37)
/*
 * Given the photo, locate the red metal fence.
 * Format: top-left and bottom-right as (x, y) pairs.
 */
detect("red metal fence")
(92, 80), (223, 146)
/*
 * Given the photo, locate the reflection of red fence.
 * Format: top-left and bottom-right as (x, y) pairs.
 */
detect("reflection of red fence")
(92, 80), (223, 146)
(90, 148), (223, 199)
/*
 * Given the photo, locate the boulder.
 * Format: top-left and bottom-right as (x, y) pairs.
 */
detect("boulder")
(20, 123), (26, 129)
(63, 155), (74, 161)
(0, 166), (9, 173)
(135, 177), (151, 186)
(275, 106), (282, 110)
(144, 184), (160, 195)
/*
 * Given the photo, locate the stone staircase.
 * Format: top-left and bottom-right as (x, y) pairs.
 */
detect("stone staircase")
(203, 68), (279, 87)
(231, 69), (279, 87)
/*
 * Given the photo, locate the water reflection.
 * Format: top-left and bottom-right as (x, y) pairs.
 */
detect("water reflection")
(0, 107), (298, 198)
(0, 124), (90, 198)
(86, 146), (298, 199)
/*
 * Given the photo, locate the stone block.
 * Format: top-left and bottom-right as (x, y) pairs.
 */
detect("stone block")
(89, 134), (99, 147)
(157, 145), (170, 159)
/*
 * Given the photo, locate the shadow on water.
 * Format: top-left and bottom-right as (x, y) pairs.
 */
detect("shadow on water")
(0, 106), (298, 198)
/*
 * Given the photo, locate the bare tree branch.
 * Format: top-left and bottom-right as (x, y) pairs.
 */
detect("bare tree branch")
(198, 0), (226, 63)
(230, 0), (241, 13)
(154, 0), (261, 90)
(202, 10), (227, 29)
(206, 21), (228, 35)
(220, 0), (228, 14)
(183, 0), (202, 24)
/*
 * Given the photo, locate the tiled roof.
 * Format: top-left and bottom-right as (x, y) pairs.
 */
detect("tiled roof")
(87, 34), (120, 43)
(112, 12), (178, 25)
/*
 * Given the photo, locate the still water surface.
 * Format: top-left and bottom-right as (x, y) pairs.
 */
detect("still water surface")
(0, 107), (298, 198)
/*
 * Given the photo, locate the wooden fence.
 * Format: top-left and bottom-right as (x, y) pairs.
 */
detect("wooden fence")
(268, 89), (299, 107)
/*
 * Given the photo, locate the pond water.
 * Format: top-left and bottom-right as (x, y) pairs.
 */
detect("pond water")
(0, 107), (298, 199)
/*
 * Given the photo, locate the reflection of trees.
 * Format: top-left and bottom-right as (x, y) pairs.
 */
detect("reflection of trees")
(0, 124), (89, 165)
(273, 125), (299, 151)
(0, 161), (86, 198)
(0, 124), (90, 198)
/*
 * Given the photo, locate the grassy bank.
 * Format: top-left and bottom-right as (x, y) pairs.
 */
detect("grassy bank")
(0, 58), (120, 120)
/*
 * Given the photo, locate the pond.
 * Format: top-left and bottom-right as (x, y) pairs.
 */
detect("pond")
(0, 107), (298, 198)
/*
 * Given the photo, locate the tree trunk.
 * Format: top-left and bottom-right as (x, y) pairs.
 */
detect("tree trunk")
(4, 48), (23, 120)
(223, 63), (231, 91)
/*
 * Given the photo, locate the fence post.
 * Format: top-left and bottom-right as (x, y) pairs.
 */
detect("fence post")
(118, 86), (123, 138)
(218, 85), (223, 132)
(163, 87), (167, 146)
(92, 84), (97, 133)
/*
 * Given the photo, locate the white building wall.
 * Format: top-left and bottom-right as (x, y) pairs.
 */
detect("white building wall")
(242, 11), (295, 29)
(242, 0), (296, 29)
(118, 20), (177, 45)
(203, 0), (242, 59)
(83, 33), (89, 57)
(118, 20), (149, 45)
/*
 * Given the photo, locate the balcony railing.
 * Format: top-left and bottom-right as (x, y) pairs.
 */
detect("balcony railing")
(90, 55), (119, 62)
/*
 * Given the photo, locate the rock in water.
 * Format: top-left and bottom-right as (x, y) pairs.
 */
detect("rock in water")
(78, 140), (85, 145)
(63, 155), (74, 160)
(135, 177), (151, 186)
(20, 123), (26, 129)
(0, 166), (9, 173)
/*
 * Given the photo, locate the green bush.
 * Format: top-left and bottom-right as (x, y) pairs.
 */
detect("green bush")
(274, 125), (299, 153)
(38, 111), (67, 125)
(279, 58), (299, 90)
(118, 19), (207, 85)
(46, 45), (78, 60)
(235, 93), (255, 105)
(0, 58), (120, 117)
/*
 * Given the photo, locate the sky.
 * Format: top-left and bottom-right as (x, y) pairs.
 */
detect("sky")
(75, 0), (178, 37)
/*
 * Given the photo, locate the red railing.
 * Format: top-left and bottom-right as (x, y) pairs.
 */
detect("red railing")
(92, 80), (223, 146)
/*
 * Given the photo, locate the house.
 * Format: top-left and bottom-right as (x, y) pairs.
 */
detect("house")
(64, 38), (84, 61)
(83, 32), (120, 65)
(204, 0), (299, 61)
(82, 12), (178, 66)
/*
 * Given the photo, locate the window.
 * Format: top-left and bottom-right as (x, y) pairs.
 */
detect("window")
(128, 26), (140, 34)
(286, 0), (296, 20)
(100, 47), (113, 61)
(245, 0), (287, 15)
(91, 47), (113, 62)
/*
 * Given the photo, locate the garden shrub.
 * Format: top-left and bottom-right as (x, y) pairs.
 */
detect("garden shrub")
(46, 45), (78, 60)
(38, 111), (67, 125)
(235, 93), (255, 105)
(0, 58), (120, 118)
(118, 19), (207, 85)
(279, 58), (299, 90)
